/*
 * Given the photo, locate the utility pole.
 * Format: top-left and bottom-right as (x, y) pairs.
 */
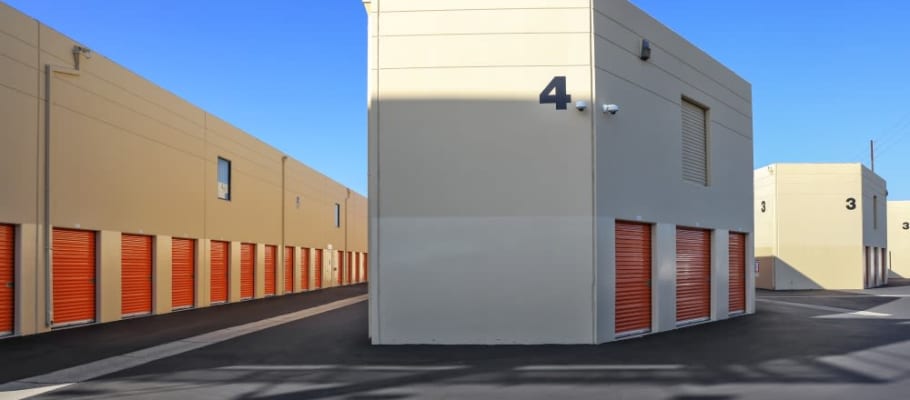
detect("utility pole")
(870, 139), (875, 172)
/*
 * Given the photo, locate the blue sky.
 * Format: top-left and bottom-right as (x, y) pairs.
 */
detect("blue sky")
(6, 1), (910, 198)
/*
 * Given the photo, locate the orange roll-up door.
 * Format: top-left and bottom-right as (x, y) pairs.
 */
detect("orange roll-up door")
(210, 241), (228, 304)
(347, 251), (353, 284)
(364, 254), (368, 282)
(314, 249), (323, 289)
(300, 248), (310, 290)
(52, 228), (96, 326)
(264, 245), (276, 296)
(284, 246), (294, 294)
(240, 243), (254, 299)
(676, 227), (711, 324)
(172, 238), (195, 309)
(121, 234), (152, 317)
(615, 222), (652, 336)
(729, 232), (746, 314)
(0, 224), (14, 336)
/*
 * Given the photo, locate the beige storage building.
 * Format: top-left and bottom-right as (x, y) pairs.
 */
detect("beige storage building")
(365, 0), (754, 344)
(887, 201), (910, 279)
(0, 3), (367, 338)
(754, 163), (887, 290)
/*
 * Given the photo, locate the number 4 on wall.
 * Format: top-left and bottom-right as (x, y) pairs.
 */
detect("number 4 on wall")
(539, 76), (572, 110)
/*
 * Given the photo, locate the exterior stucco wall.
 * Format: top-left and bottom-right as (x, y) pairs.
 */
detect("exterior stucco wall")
(0, 2), (367, 337)
(755, 163), (886, 290)
(369, 0), (753, 344)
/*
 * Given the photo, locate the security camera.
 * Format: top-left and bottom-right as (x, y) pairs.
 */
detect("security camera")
(575, 101), (588, 112)
(602, 104), (620, 115)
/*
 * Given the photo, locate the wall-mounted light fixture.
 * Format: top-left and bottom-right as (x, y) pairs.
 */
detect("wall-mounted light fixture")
(640, 39), (651, 61)
(72, 45), (92, 70)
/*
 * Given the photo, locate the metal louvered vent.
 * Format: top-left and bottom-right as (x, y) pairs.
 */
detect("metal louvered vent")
(681, 99), (708, 186)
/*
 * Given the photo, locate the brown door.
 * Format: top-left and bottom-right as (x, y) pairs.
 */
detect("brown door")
(0, 224), (13, 336)
(300, 248), (310, 290)
(210, 240), (228, 304)
(264, 245), (276, 296)
(121, 234), (152, 317)
(284, 246), (294, 294)
(240, 243), (255, 299)
(676, 227), (711, 324)
(728, 232), (746, 314)
(313, 249), (323, 289)
(172, 238), (195, 309)
(52, 228), (96, 326)
(615, 222), (652, 336)
(364, 254), (368, 282)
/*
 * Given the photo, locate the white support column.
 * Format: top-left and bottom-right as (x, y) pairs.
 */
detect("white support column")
(196, 238), (208, 307)
(745, 233), (756, 314)
(711, 229), (730, 321)
(153, 235), (172, 314)
(653, 223), (676, 333)
(595, 217), (615, 344)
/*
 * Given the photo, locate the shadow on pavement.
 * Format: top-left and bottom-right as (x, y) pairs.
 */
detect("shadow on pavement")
(0, 285), (368, 384)
(35, 289), (910, 400)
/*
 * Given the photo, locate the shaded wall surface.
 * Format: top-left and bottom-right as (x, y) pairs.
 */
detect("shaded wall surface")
(367, 0), (753, 344)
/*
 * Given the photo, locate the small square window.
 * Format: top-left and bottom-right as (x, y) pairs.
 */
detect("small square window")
(218, 157), (231, 200)
(334, 203), (341, 228)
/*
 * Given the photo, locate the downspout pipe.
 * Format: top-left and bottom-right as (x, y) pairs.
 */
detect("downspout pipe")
(281, 155), (287, 292)
(44, 45), (88, 327)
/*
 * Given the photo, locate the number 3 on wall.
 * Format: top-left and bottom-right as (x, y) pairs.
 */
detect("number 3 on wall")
(846, 198), (856, 210)
(903, 222), (909, 230)
(539, 76), (572, 110)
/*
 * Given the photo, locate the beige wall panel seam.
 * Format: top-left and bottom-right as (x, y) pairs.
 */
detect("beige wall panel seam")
(594, 66), (750, 141)
(0, 3), (39, 45)
(378, 31), (592, 38)
(61, 72), (205, 134)
(377, 64), (591, 71)
(379, 7), (591, 13)
(204, 131), (285, 168)
(77, 71), (205, 131)
(377, 8), (591, 36)
(208, 161), (284, 190)
(0, 37), (39, 68)
(0, 81), (37, 100)
(51, 79), (206, 154)
(591, 6), (750, 100)
(592, 21), (749, 107)
(204, 141), (286, 180)
(46, 103), (208, 165)
(203, 118), (287, 159)
(594, 35), (750, 121)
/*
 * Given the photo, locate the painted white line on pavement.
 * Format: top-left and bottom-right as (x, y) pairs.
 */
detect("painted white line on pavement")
(515, 364), (685, 371)
(219, 365), (467, 372)
(756, 298), (859, 314)
(0, 384), (72, 400)
(758, 298), (910, 319)
(0, 294), (368, 400)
